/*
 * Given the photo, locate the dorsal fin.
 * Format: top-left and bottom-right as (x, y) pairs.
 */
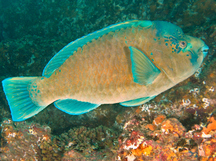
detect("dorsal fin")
(42, 20), (153, 77)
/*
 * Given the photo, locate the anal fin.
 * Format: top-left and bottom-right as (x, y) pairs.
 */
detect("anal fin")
(54, 99), (101, 115)
(120, 96), (156, 107)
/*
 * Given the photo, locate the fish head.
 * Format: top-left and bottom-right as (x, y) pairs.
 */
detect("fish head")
(152, 21), (209, 84)
(181, 35), (209, 69)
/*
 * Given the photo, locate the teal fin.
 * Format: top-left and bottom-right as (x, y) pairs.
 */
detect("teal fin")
(2, 77), (46, 121)
(54, 99), (101, 115)
(120, 96), (156, 107)
(129, 46), (161, 85)
(43, 20), (153, 77)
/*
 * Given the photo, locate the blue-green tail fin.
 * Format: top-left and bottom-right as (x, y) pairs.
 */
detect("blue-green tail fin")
(2, 77), (46, 121)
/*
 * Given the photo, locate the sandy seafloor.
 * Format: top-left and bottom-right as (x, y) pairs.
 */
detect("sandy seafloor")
(0, 0), (215, 160)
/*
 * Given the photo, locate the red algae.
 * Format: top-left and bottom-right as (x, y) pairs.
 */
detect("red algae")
(202, 117), (216, 134)
(0, 119), (63, 161)
(116, 114), (216, 161)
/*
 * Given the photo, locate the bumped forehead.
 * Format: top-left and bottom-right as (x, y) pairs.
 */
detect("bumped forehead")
(153, 21), (184, 39)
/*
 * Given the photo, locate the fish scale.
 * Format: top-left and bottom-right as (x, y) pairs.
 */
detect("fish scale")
(59, 29), (133, 102)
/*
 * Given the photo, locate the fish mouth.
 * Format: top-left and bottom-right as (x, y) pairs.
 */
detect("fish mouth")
(201, 45), (209, 57)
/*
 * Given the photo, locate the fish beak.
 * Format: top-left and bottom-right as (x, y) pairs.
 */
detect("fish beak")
(201, 45), (209, 58)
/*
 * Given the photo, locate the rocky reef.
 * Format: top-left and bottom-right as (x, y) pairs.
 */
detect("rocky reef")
(0, 119), (62, 160)
(0, 119), (120, 160)
(117, 114), (216, 160)
(0, 0), (215, 160)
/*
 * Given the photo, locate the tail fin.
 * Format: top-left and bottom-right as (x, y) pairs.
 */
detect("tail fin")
(2, 77), (46, 121)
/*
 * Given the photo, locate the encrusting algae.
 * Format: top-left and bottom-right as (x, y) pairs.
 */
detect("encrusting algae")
(116, 114), (216, 161)
(0, 119), (63, 161)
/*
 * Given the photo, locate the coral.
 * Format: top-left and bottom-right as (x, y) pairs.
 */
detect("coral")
(59, 125), (119, 157)
(0, 119), (63, 160)
(161, 118), (186, 137)
(0, 119), (119, 160)
(62, 148), (117, 161)
(202, 116), (216, 134)
(116, 114), (216, 161)
(62, 150), (84, 160)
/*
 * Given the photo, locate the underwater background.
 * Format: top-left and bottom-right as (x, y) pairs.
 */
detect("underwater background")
(0, 0), (215, 160)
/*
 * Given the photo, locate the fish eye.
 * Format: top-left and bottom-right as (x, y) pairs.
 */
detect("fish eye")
(179, 41), (187, 48)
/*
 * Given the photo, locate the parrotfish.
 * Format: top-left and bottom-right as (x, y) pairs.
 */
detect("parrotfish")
(2, 20), (209, 121)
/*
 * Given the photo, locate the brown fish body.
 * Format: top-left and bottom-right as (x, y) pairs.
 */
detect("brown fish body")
(32, 26), (173, 106)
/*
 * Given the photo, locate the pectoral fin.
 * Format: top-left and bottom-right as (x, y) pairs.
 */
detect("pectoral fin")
(120, 96), (156, 107)
(129, 46), (161, 85)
